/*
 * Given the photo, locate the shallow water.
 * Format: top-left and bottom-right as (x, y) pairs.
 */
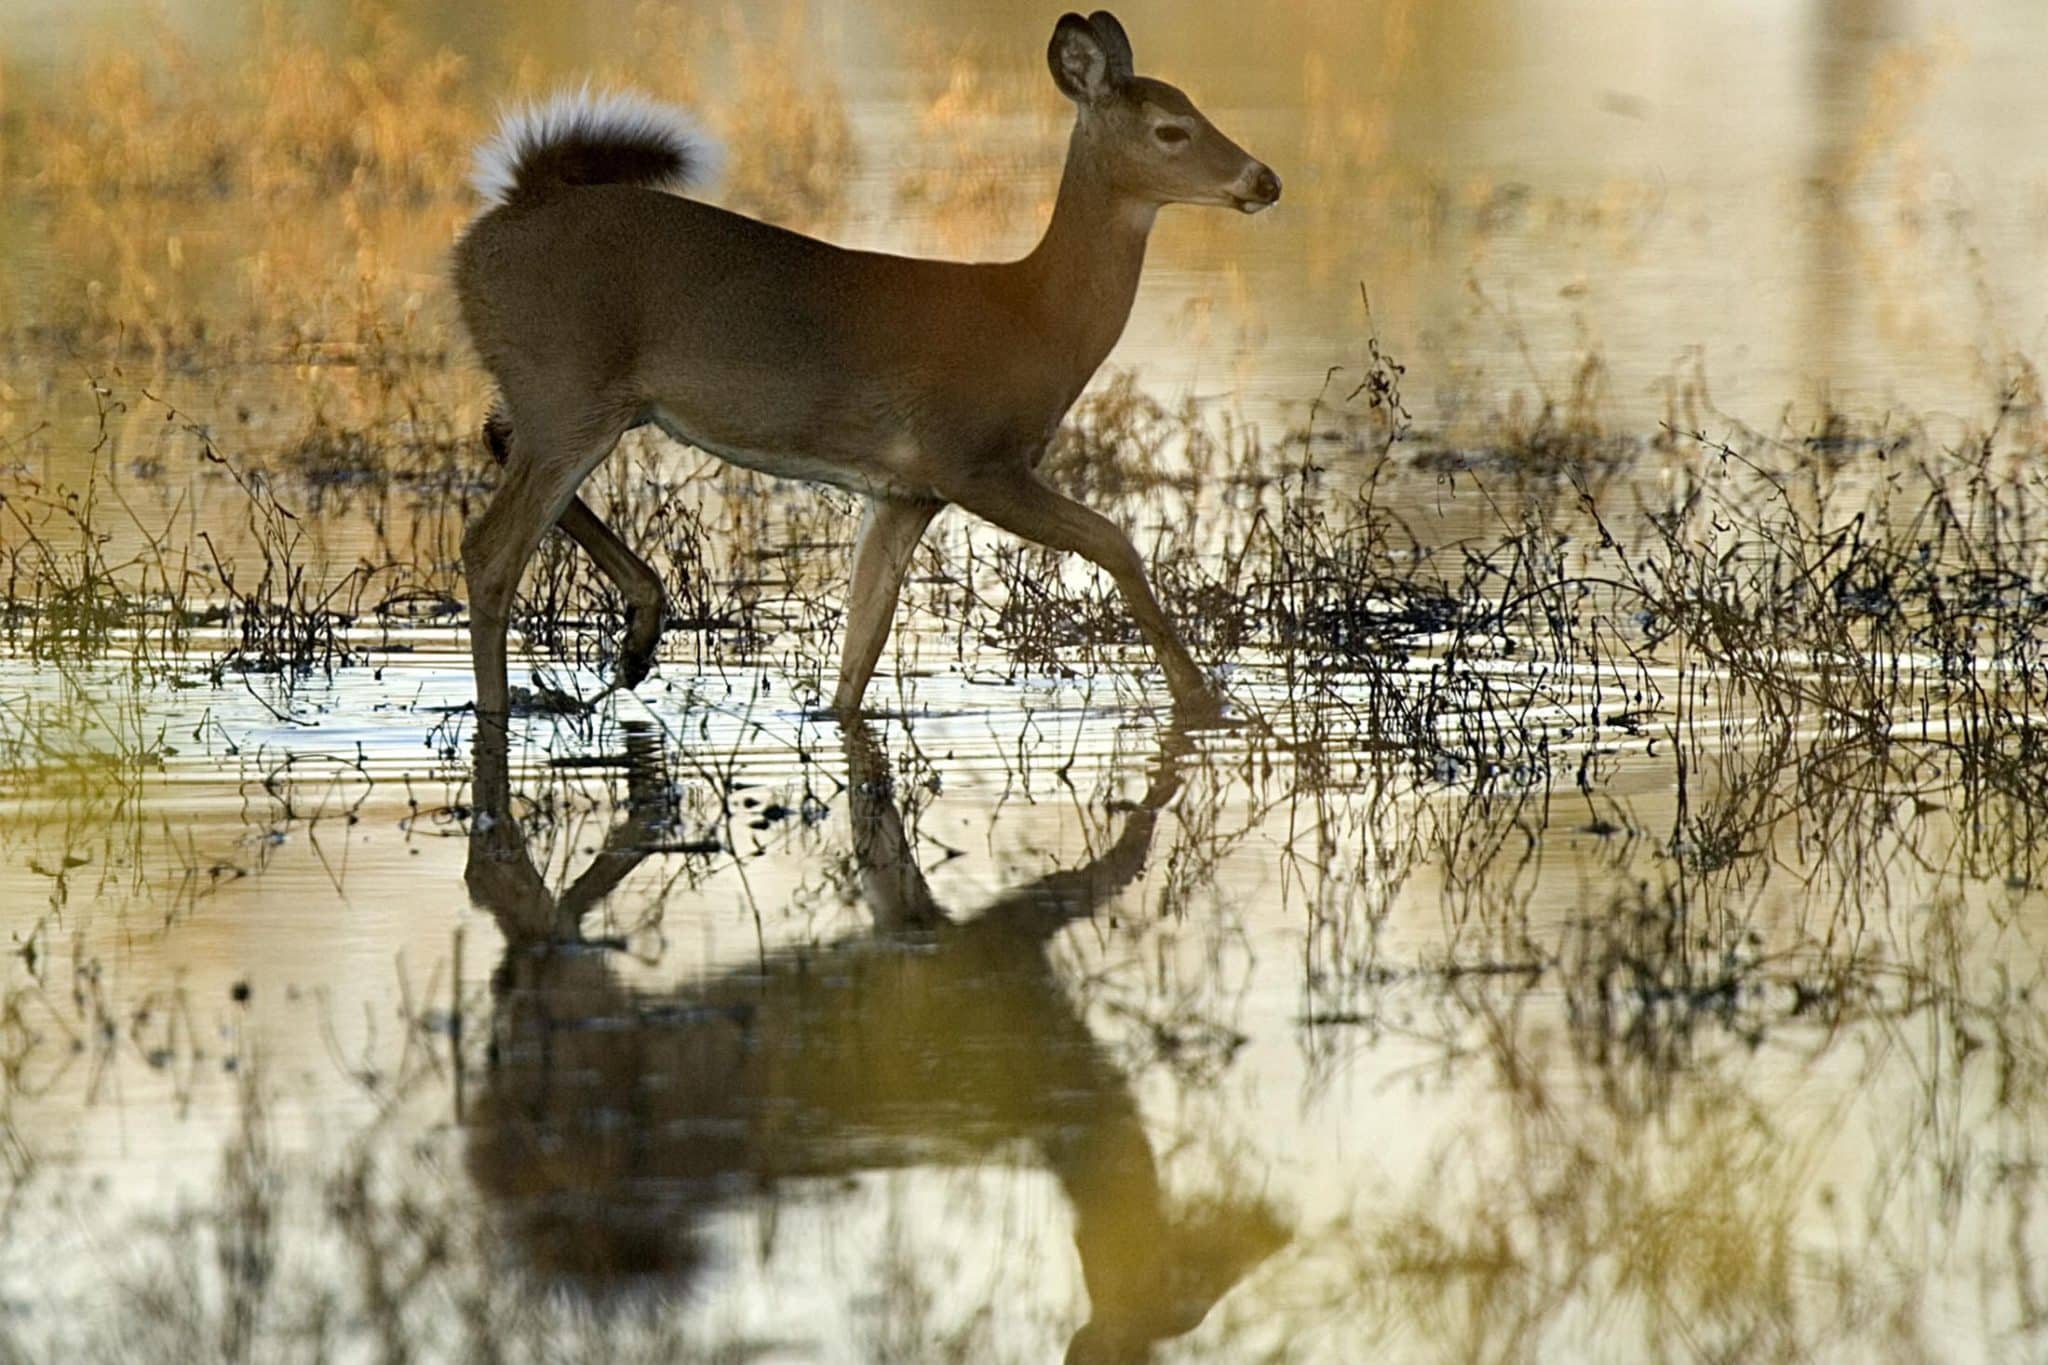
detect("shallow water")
(6, 2), (2048, 1362)
(5, 629), (2046, 1360)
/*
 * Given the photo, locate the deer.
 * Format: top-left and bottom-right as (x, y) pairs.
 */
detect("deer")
(463, 716), (1287, 1362)
(453, 11), (1280, 725)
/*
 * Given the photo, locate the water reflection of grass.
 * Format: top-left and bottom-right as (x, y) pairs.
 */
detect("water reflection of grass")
(5, 694), (2044, 1359)
(1270, 881), (2048, 1358)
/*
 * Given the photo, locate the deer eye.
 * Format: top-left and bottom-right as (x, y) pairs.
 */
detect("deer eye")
(1154, 125), (1191, 146)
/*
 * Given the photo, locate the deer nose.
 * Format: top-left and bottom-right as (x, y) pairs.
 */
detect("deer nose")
(1252, 166), (1282, 204)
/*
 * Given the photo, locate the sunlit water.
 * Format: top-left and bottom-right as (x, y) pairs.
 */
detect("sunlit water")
(4, 633), (2042, 1360)
(5, 1), (2048, 1361)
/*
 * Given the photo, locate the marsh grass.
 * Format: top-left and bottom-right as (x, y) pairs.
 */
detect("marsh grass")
(1, 379), (466, 697)
(12, 321), (2048, 815)
(891, 35), (1057, 252)
(0, 2), (916, 367)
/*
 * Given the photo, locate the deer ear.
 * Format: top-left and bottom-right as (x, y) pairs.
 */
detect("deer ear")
(1049, 12), (1116, 104)
(1086, 12), (1135, 82)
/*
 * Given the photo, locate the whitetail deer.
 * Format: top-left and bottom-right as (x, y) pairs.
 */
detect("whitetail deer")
(463, 717), (1286, 1361)
(454, 11), (1279, 721)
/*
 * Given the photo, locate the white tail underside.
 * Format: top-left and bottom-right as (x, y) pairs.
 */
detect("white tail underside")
(469, 87), (725, 207)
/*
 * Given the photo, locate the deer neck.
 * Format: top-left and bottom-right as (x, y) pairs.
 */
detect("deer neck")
(1022, 129), (1157, 390)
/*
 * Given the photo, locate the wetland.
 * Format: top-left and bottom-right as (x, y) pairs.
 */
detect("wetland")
(5, 2), (2048, 1361)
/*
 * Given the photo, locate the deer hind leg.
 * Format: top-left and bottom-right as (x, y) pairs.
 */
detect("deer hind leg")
(464, 397), (635, 718)
(833, 495), (943, 716)
(945, 474), (1221, 718)
(484, 408), (666, 692)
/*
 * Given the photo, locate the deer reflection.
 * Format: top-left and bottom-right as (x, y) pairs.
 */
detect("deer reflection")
(462, 716), (1283, 1363)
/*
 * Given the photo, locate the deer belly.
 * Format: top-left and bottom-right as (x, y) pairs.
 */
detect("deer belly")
(645, 407), (933, 501)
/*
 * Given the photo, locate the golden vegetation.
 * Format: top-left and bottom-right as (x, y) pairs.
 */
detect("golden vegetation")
(713, 9), (857, 230)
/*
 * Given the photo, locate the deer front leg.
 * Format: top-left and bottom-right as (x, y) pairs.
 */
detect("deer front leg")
(947, 474), (1223, 719)
(833, 495), (943, 716)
